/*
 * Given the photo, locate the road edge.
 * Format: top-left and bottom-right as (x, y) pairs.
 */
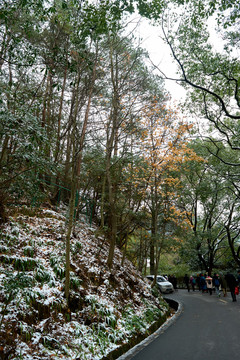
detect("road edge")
(116, 296), (183, 360)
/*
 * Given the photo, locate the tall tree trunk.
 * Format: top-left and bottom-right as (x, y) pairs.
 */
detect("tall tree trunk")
(138, 230), (144, 273)
(55, 64), (68, 163)
(65, 43), (99, 300)
(106, 144), (117, 268)
(226, 203), (240, 268)
(150, 185), (157, 275)
(100, 174), (107, 229)
(63, 70), (81, 195)
(65, 172), (76, 301)
(75, 43), (99, 182)
(0, 29), (10, 70)
(0, 136), (9, 171)
(64, 66), (82, 301)
(106, 39), (120, 268)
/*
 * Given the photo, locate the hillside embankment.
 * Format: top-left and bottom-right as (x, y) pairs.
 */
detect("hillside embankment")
(0, 206), (170, 360)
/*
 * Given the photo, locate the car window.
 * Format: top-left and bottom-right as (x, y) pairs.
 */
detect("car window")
(146, 276), (153, 280)
(157, 276), (167, 282)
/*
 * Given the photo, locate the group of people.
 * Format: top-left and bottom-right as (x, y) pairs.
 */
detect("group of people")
(183, 270), (240, 302)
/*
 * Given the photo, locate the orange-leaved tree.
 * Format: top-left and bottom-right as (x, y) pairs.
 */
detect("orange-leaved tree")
(130, 99), (202, 276)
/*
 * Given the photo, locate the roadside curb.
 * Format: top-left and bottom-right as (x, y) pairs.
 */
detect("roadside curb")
(116, 297), (183, 360)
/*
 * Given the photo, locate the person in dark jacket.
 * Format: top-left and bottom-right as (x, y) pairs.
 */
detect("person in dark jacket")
(190, 275), (196, 291)
(219, 273), (227, 297)
(225, 273), (237, 302)
(213, 273), (220, 297)
(200, 273), (207, 293)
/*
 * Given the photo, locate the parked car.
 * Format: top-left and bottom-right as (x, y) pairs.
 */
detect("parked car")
(146, 275), (174, 294)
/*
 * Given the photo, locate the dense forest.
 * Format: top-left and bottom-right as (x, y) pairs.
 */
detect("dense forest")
(1, 0), (240, 359)
(1, 0), (240, 298)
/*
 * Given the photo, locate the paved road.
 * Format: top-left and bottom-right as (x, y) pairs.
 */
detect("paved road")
(118, 289), (240, 360)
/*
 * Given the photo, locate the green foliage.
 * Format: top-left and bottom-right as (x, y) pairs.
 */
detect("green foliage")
(136, 0), (166, 20)
(156, 253), (190, 277)
(124, 312), (146, 334)
(0, 255), (37, 271)
(35, 267), (55, 286)
(151, 285), (160, 298)
(72, 241), (82, 255)
(19, 322), (34, 343)
(0, 104), (54, 202)
(86, 295), (118, 329)
(175, 138), (240, 271)
(41, 335), (62, 351)
(50, 256), (65, 279)
(23, 246), (34, 257)
(144, 306), (162, 323)
(70, 274), (81, 290)
(3, 271), (35, 293)
(15, 257), (37, 271)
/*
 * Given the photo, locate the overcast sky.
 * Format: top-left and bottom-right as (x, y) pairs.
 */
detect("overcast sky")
(126, 15), (186, 103)
(126, 13), (228, 104)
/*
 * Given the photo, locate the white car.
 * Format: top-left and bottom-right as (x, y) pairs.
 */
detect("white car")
(146, 275), (174, 294)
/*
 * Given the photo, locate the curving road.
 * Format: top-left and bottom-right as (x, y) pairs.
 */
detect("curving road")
(118, 289), (240, 360)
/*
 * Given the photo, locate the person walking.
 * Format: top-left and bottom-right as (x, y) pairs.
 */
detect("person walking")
(200, 273), (207, 293)
(206, 275), (213, 295)
(219, 273), (227, 297)
(184, 274), (190, 292)
(225, 272), (237, 302)
(213, 273), (220, 297)
(190, 275), (196, 291)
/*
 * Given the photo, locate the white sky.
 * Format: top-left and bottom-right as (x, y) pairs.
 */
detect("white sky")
(126, 16), (186, 103)
(126, 14), (228, 104)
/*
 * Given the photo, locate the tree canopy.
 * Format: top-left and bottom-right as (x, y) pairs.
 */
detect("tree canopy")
(1, 0), (240, 283)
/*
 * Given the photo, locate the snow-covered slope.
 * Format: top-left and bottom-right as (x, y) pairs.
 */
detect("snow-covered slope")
(0, 206), (169, 359)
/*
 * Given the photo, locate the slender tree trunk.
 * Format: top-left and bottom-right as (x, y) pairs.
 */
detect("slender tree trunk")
(64, 77), (80, 302)
(65, 173), (76, 301)
(42, 69), (51, 128)
(138, 230), (144, 272)
(63, 70), (81, 194)
(226, 203), (240, 267)
(0, 136), (9, 170)
(75, 44), (98, 180)
(100, 174), (107, 229)
(106, 146), (117, 268)
(121, 232), (128, 267)
(0, 29), (10, 70)
(155, 220), (166, 276)
(55, 64), (68, 163)
(65, 43), (99, 299)
(106, 39), (120, 269)
(150, 185), (157, 275)
(64, 65), (82, 301)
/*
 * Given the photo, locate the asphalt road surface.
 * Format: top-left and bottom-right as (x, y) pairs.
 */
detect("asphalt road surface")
(118, 289), (240, 360)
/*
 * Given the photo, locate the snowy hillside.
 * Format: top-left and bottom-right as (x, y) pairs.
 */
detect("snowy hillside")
(0, 206), (169, 359)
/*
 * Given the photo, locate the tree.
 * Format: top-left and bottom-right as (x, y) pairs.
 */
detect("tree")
(87, 30), (168, 268)
(178, 139), (240, 273)
(155, 1), (240, 173)
(0, 0), (50, 208)
(130, 100), (197, 276)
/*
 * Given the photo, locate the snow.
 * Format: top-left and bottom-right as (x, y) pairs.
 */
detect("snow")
(0, 205), (169, 359)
